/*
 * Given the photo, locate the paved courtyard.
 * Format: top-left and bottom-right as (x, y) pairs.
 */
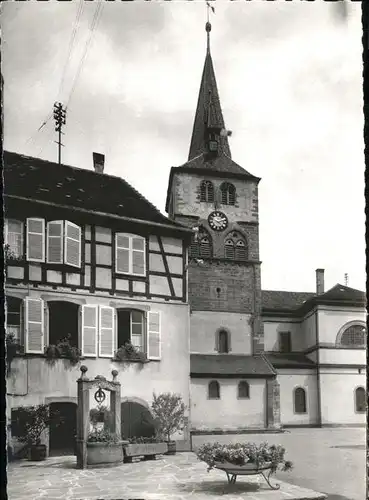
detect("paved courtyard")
(6, 451), (325, 500)
(193, 427), (366, 500)
(6, 428), (364, 500)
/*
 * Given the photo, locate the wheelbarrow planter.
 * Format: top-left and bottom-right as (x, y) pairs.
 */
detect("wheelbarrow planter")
(213, 461), (280, 490)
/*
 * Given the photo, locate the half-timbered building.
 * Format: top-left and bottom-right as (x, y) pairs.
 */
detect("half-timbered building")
(5, 150), (192, 456)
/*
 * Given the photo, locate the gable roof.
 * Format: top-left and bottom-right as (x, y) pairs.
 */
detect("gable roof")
(3, 151), (189, 233)
(190, 354), (276, 378)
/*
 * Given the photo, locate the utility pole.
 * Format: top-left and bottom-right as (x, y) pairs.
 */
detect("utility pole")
(53, 102), (66, 165)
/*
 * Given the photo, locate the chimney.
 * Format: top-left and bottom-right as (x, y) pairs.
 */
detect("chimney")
(315, 268), (325, 295)
(93, 152), (105, 174)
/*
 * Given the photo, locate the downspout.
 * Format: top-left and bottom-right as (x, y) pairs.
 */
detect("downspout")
(314, 307), (322, 427)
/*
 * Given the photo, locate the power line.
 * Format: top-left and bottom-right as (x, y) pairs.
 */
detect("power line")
(66, 1), (104, 109)
(57, 0), (84, 100)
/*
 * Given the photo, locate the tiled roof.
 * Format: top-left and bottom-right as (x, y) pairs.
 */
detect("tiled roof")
(265, 353), (316, 369)
(188, 51), (231, 160)
(190, 354), (276, 377)
(318, 284), (366, 303)
(178, 153), (259, 179)
(262, 290), (316, 312)
(3, 151), (186, 230)
(262, 284), (366, 315)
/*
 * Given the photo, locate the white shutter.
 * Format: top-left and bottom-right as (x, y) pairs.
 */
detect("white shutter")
(147, 311), (161, 360)
(46, 221), (64, 264)
(26, 218), (45, 262)
(64, 221), (81, 268)
(132, 236), (146, 276)
(24, 298), (44, 354)
(81, 305), (98, 357)
(116, 234), (130, 273)
(99, 306), (115, 358)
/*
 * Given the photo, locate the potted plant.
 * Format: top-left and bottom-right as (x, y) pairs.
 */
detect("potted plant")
(151, 392), (187, 455)
(86, 428), (124, 466)
(4, 244), (24, 264)
(15, 404), (58, 461)
(196, 441), (293, 488)
(115, 342), (147, 363)
(44, 335), (82, 366)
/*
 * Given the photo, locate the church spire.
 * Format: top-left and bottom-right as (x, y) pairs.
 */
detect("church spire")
(188, 20), (231, 161)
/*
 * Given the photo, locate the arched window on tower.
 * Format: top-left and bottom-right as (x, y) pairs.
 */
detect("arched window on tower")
(200, 180), (214, 203)
(220, 182), (236, 205)
(208, 380), (220, 399)
(294, 387), (307, 414)
(238, 381), (250, 399)
(217, 330), (229, 353)
(224, 239), (235, 259)
(224, 231), (247, 261)
(189, 228), (212, 259)
(355, 387), (366, 413)
(336, 323), (366, 348)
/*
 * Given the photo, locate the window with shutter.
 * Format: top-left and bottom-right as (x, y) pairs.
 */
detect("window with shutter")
(147, 311), (161, 360)
(115, 233), (146, 276)
(26, 218), (45, 262)
(5, 219), (24, 258)
(81, 305), (98, 357)
(235, 240), (247, 260)
(199, 237), (211, 258)
(25, 298), (44, 354)
(47, 221), (64, 264)
(6, 296), (22, 342)
(99, 306), (115, 358)
(200, 180), (214, 203)
(64, 221), (81, 268)
(220, 183), (236, 205)
(225, 240), (235, 259)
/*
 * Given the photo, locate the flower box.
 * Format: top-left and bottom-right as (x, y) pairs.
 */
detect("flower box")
(123, 442), (168, 463)
(87, 441), (125, 466)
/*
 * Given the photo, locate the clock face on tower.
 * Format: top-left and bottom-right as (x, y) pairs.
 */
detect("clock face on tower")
(208, 211), (228, 232)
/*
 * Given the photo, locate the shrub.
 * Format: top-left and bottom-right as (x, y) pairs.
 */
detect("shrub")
(87, 429), (119, 444)
(128, 436), (162, 444)
(15, 405), (60, 447)
(151, 392), (187, 442)
(196, 442), (293, 473)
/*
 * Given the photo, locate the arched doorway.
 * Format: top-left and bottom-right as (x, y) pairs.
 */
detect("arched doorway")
(49, 402), (77, 456)
(121, 400), (155, 440)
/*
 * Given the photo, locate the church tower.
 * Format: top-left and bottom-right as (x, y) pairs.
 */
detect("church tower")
(166, 21), (264, 357)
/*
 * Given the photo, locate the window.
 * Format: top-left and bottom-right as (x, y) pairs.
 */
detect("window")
(48, 301), (79, 348)
(220, 183), (236, 205)
(208, 380), (220, 399)
(294, 387), (307, 414)
(235, 240), (246, 260)
(5, 220), (24, 258)
(225, 239), (234, 259)
(224, 231), (247, 260)
(6, 296), (22, 342)
(200, 180), (214, 203)
(189, 229), (212, 259)
(46, 220), (82, 267)
(218, 330), (229, 353)
(279, 332), (292, 353)
(238, 381), (250, 399)
(116, 233), (146, 276)
(117, 309), (161, 360)
(355, 387), (366, 413)
(337, 323), (366, 347)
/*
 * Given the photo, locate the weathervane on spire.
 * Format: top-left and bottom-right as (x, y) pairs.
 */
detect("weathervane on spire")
(206, 1), (215, 53)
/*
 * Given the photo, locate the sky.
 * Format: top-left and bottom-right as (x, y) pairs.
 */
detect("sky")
(2, 0), (365, 293)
